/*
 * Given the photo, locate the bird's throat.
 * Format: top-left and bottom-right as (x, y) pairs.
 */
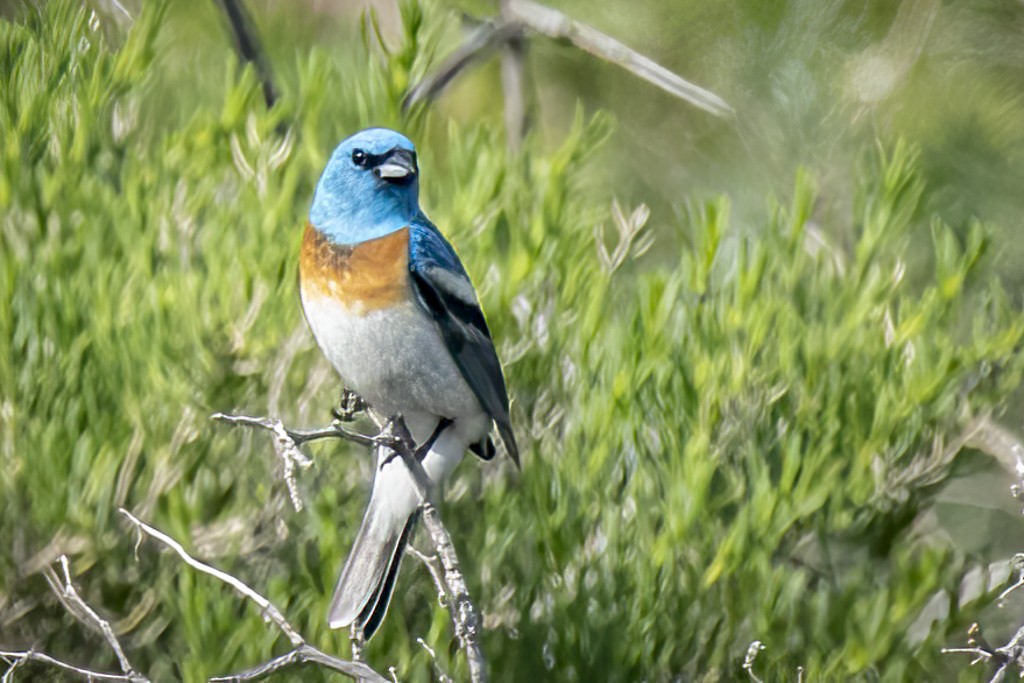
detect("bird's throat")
(299, 223), (411, 314)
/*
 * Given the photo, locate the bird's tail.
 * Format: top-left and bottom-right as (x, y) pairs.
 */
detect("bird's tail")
(328, 448), (420, 639)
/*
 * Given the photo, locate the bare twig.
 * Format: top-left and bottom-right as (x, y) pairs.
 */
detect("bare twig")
(420, 503), (488, 683)
(943, 424), (1024, 682)
(742, 640), (765, 683)
(43, 556), (144, 681)
(408, 546), (447, 604)
(499, 33), (527, 150)
(997, 553), (1024, 605)
(208, 644), (385, 683)
(1, 557), (148, 682)
(404, 0), (733, 127)
(402, 20), (522, 112)
(212, 0), (279, 111)
(504, 0), (733, 118)
(943, 622), (1024, 683)
(217, 410), (490, 682)
(119, 509), (388, 683)
(211, 412), (357, 511)
(499, 0), (527, 151)
(0, 649), (138, 682)
(120, 509), (304, 646)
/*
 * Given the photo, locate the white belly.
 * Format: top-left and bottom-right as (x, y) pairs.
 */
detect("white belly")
(301, 292), (487, 446)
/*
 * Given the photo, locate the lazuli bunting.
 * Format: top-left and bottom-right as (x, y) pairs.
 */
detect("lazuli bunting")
(299, 128), (518, 639)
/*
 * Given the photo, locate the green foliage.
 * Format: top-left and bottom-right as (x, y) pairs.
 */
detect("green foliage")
(2, 1), (1023, 682)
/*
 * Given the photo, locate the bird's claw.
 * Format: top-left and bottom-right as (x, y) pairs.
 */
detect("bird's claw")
(332, 388), (367, 422)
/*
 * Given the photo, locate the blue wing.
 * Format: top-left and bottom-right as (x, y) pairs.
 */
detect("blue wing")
(407, 215), (519, 467)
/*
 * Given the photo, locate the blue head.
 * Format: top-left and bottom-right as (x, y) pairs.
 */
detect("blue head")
(309, 128), (420, 244)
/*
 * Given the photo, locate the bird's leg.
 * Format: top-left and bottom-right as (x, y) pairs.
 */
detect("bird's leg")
(349, 624), (366, 662)
(377, 416), (453, 469)
(415, 417), (453, 460)
(331, 387), (367, 422)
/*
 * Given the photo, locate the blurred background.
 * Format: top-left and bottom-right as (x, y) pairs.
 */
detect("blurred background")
(4, 0), (1024, 680)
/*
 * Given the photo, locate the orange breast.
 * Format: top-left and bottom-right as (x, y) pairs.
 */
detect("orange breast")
(299, 222), (411, 313)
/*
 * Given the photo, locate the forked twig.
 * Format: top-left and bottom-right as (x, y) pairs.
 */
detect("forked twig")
(215, 409), (489, 682)
(211, 0), (278, 110)
(404, 0), (734, 128)
(119, 509), (388, 683)
(943, 424), (1024, 682)
(1, 556), (148, 682)
(505, 0), (733, 118)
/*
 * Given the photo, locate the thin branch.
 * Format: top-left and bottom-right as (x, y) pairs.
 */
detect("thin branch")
(742, 640), (765, 683)
(504, 0), (732, 117)
(1, 557), (148, 682)
(0, 649), (137, 682)
(209, 643), (383, 683)
(119, 509), (389, 683)
(408, 546), (447, 605)
(211, 0), (279, 111)
(120, 509), (302, 647)
(402, 21), (522, 112)
(42, 556), (145, 681)
(997, 553), (1024, 605)
(404, 0), (733, 124)
(217, 410), (489, 682)
(499, 33), (527, 151)
(212, 412), (375, 447)
(212, 412), (367, 511)
(419, 503), (488, 683)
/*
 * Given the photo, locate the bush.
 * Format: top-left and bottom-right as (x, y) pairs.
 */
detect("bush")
(2, 1), (1023, 681)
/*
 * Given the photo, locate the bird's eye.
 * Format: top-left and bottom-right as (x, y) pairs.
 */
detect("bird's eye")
(352, 150), (368, 167)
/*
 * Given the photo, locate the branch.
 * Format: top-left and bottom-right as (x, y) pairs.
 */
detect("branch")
(216, 409), (489, 682)
(504, 0), (733, 118)
(1, 556), (148, 682)
(404, 1), (733, 124)
(119, 509), (388, 683)
(420, 503), (488, 683)
(0, 650), (138, 682)
(402, 20), (523, 112)
(943, 424), (1024, 682)
(211, 0), (280, 113)
(943, 622), (1024, 683)
(43, 556), (145, 680)
(742, 640), (765, 683)
(211, 412), (376, 511)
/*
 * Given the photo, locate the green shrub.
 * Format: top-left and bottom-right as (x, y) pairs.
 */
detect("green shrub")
(2, 1), (1023, 681)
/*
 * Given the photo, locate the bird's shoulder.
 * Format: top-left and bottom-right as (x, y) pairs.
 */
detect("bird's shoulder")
(407, 215), (482, 311)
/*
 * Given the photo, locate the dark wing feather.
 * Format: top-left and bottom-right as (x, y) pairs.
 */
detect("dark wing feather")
(408, 217), (519, 467)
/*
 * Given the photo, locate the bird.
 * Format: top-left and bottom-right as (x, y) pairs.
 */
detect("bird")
(298, 127), (518, 640)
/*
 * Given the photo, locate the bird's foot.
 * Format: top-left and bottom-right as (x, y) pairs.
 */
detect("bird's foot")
(332, 388), (367, 422)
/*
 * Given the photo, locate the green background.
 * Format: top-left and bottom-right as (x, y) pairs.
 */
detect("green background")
(3, 0), (1024, 680)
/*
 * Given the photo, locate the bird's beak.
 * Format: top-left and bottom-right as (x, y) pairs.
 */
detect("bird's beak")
(373, 148), (417, 182)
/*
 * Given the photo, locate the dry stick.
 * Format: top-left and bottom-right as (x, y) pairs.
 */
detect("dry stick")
(364, 417), (489, 683)
(742, 641), (765, 683)
(498, 0), (527, 150)
(404, 0), (733, 121)
(941, 422), (1024, 682)
(0, 650), (136, 682)
(505, 0), (733, 117)
(44, 556), (147, 681)
(403, 20), (523, 112)
(1, 557), (148, 682)
(212, 0), (278, 111)
(119, 509), (388, 683)
(210, 412), (372, 512)
(215, 411), (489, 683)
